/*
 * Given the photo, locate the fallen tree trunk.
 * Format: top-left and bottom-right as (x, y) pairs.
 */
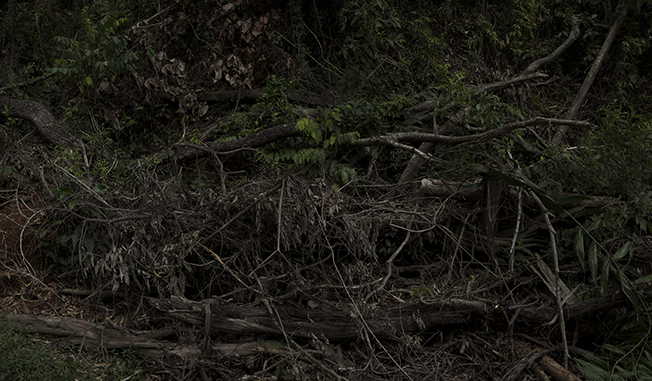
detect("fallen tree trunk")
(149, 288), (638, 341)
(0, 97), (81, 149)
(0, 313), (289, 360)
(0, 287), (641, 361)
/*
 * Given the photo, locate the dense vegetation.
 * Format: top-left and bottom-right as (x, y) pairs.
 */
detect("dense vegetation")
(2, 0), (652, 379)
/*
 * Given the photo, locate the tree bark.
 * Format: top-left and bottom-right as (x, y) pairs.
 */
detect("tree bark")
(0, 97), (81, 148)
(0, 287), (641, 362)
(148, 288), (638, 341)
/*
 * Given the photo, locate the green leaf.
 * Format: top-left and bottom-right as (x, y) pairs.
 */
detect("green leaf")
(296, 118), (321, 144)
(92, 184), (108, 195)
(67, 198), (81, 210)
(574, 357), (611, 381)
(612, 241), (632, 260)
(486, 169), (563, 212)
(556, 195), (592, 205)
(600, 254), (610, 293)
(588, 242), (598, 284)
(84, 236), (95, 253)
(574, 209), (606, 218)
(602, 344), (625, 355)
(55, 187), (73, 198)
(0, 166), (16, 177)
(616, 267), (637, 308)
(575, 230), (586, 271)
(633, 274), (652, 285)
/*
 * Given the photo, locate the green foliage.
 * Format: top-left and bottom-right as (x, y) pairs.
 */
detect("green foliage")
(253, 75), (304, 125)
(576, 107), (652, 197)
(271, 109), (360, 185)
(52, 0), (137, 90)
(0, 324), (144, 380)
(574, 334), (652, 381)
(0, 2), (43, 76)
(0, 165), (16, 178)
(338, 0), (405, 90)
(410, 287), (435, 298)
(458, 0), (550, 68)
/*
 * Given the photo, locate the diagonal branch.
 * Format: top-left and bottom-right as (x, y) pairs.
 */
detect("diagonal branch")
(551, 6), (628, 145)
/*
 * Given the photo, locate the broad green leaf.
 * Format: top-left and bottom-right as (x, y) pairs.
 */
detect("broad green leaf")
(633, 274), (652, 285)
(55, 187), (73, 197)
(0, 166), (16, 177)
(84, 236), (95, 253)
(613, 241), (632, 260)
(92, 184), (108, 195)
(602, 344), (625, 355)
(68, 198), (81, 210)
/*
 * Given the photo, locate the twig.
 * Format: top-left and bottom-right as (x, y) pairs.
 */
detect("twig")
(509, 187), (523, 272)
(507, 150), (524, 272)
(53, 163), (113, 209)
(0, 72), (56, 92)
(201, 244), (255, 292)
(364, 231), (411, 303)
(200, 180), (283, 245)
(249, 179), (287, 276)
(529, 190), (569, 368)
(353, 117), (594, 148)
(256, 279), (347, 381)
(322, 228), (415, 381)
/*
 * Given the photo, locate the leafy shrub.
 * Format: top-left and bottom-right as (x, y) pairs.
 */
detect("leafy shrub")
(53, 0), (138, 89)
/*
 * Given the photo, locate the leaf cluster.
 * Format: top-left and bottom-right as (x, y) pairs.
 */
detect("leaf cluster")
(52, 0), (138, 89)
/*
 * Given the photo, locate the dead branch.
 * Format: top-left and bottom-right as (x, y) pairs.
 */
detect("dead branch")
(353, 118), (594, 148)
(520, 18), (580, 77)
(551, 7), (628, 145)
(173, 122), (299, 161)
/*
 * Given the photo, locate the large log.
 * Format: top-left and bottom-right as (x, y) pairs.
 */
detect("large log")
(148, 289), (637, 341)
(0, 313), (288, 359)
(0, 97), (81, 148)
(149, 297), (489, 341)
(0, 288), (641, 360)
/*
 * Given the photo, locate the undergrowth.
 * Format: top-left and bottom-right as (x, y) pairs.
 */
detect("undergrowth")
(0, 324), (145, 381)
